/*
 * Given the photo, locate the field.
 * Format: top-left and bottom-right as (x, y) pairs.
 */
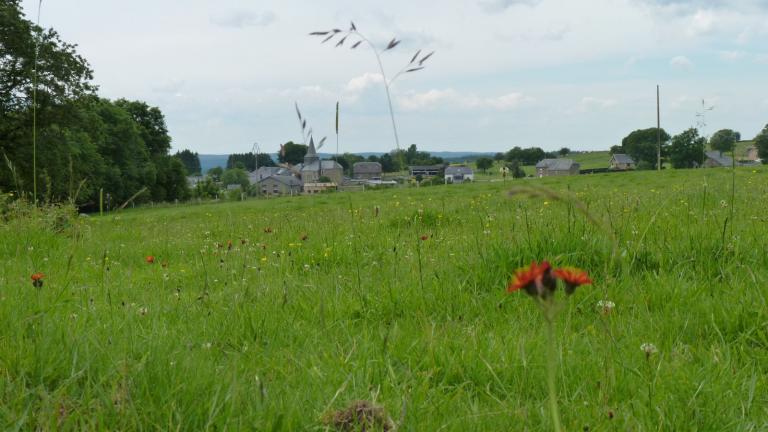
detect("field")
(2, 167), (768, 430)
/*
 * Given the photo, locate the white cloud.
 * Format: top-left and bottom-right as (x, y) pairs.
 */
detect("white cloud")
(210, 10), (276, 28)
(399, 89), (531, 111)
(479, 0), (542, 13)
(686, 9), (716, 36)
(670, 55), (695, 70)
(719, 50), (746, 61)
(576, 96), (617, 112)
(755, 53), (768, 64)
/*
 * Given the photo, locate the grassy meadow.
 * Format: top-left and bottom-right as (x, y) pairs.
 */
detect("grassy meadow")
(2, 167), (768, 430)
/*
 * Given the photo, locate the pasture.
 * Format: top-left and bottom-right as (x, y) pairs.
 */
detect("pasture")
(2, 167), (767, 430)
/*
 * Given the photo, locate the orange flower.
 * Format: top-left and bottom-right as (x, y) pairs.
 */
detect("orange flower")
(146, 255), (155, 264)
(553, 267), (592, 295)
(508, 261), (555, 298)
(31, 272), (45, 288)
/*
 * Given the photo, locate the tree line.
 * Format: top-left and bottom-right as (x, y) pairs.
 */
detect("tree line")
(1, 0), (189, 209)
(612, 125), (768, 169)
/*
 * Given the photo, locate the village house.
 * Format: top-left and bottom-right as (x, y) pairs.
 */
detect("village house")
(535, 159), (580, 177)
(256, 174), (303, 197)
(248, 166), (290, 184)
(609, 154), (636, 170)
(703, 151), (733, 168)
(353, 162), (383, 180)
(746, 146), (759, 161)
(408, 164), (445, 178)
(444, 166), (474, 183)
(294, 139), (343, 184)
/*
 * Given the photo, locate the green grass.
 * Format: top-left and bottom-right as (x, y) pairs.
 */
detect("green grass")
(2, 167), (768, 430)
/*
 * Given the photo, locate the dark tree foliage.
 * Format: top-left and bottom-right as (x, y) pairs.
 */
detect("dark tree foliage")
(278, 141), (308, 165)
(493, 152), (505, 161)
(709, 129), (740, 154)
(0, 2), (188, 208)
(669, 128), (706, 169)
(174, 149), (201, 175)
(754, 124), (768, 160)
(609, 145), (623, 155)
(505, 160), (526, 178)
(475, 157), (493, 173)
(227, 152), (276, 171)
(558, 147), (570, 156)
(504, 147), (554, 165)
(621, 128), (670, 169)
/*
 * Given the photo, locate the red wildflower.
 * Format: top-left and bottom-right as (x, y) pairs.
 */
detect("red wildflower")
(553, 267), (592, 295)
(31, 272), (45, 288)
(420, 235), (429, 241)
(146, 255), (155, 264)
(507, 261), (556, 298)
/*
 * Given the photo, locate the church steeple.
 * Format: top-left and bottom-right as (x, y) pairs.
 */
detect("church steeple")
(304, 136), (320, 165)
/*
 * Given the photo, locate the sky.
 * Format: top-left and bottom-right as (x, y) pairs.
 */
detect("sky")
(20, 0), (768, 155)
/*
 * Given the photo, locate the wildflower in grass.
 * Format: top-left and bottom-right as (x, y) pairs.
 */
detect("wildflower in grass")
(506, 261), (592, 432)
(264, 227), (273, 233)
(145, 255), (155, 264)
(240, 239), (247, 245)
(301, 233), (308, 241)
(596, 300), (615, 316)
(420, 234), (429, 241)
(31, 272), (45, 288)
(641, 343), (658, 358)
(553, 267), (592, 295)
(138, 307), (148, 316)
(507, 261), (556, 299)
(227, 240), (233, 250)
(161, 260), (169, 268)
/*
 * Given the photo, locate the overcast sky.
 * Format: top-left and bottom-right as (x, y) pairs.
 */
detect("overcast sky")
(20, 0), (768, 154)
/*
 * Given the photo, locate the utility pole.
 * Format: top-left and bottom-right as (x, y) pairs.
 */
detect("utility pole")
(252, 141), (260, 198)
(657, 85), (661, 171)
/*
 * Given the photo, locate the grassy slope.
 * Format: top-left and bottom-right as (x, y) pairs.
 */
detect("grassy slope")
(2, 167), (768, 430)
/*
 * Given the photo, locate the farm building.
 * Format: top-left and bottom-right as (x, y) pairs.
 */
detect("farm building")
(444, 166), (474, 183)
(535, 159), (580, 177)
(294, 139), (344, 184)
(409, 164), (445, 177)
(303, 182), (337, 194)
(703, 151), (733, 168)
(609, 154), (636, 170)
(256, 175), (302, 197)
(353, 162), (382, 180)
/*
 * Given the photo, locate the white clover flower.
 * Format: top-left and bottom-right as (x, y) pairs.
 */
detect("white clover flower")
(641, 343), (658, 357)
(138, 307), (148, 316)
(597, 300), (615, 315)
(202, 342), (212, 349)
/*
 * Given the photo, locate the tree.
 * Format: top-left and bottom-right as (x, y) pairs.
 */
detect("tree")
(256, 153), (276, 168)
(668, 128), (705, 169)
(475, 157), (493, 173)
(505, 147), (548, 165)
(755, 124), (768, 160)
(207, 167), (223, 182)
(175, 149), (201, 175)
(609, 145), (623, 155)
(621, 128), (670, 169)
(278, 141), (307, 165)
(221, 168), (249, 189)
(558, 147), (571, 156)
(709, 129), (741, 154)
(494, 152), (505, 161)
(506, 160), (526, 178)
